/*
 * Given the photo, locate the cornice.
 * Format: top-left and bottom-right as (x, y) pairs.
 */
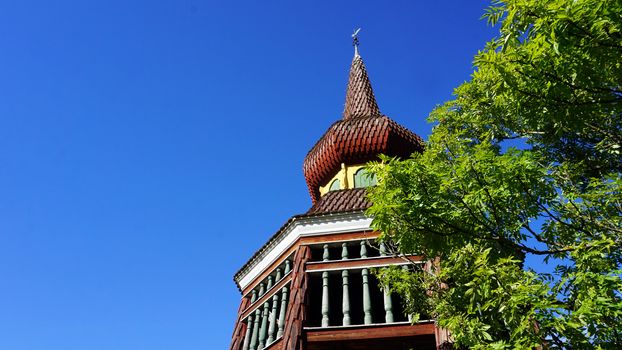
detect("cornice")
(234, 211), (372, 291)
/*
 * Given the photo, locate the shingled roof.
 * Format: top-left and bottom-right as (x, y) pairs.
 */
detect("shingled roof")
(306, 188), (370, 214)
(343, 54), (381, 119)
(302, 51), (424, 203)
(303, 115), (424, 203)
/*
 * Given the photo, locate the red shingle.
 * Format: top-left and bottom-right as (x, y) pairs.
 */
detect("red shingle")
(302, 54), (424, 203)
(306, 188), (370, 214)
(343, 55), (380, 120)
(303, 115), (424, 203)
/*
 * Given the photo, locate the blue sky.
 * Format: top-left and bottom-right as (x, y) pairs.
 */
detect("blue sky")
(0, 1), (496, 349)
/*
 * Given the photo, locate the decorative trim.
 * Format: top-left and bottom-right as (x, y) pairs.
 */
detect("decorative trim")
(236, 212), (372, 291)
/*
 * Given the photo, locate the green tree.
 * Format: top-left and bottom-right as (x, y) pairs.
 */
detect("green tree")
(367, 0), (622, 348)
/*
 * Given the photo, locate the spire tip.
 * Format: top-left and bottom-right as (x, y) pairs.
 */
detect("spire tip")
(352, 28), (361, 57)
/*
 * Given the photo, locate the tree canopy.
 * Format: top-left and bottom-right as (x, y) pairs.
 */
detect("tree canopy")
(367, 0), (622, 348)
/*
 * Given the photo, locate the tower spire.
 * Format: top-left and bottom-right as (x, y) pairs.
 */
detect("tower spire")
(343, 29), (380, 120)
(352, 28), (361, 57)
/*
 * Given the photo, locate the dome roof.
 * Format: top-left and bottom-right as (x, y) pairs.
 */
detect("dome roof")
(303, 53), (424, 203)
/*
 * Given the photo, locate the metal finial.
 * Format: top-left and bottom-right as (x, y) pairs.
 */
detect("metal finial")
(352, 28), (361, 57)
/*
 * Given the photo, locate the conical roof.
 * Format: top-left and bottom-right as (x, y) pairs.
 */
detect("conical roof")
(303, 52), (424, 204)
(343, 54), (381, 119)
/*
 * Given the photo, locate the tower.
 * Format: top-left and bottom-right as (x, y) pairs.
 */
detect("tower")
(229, 41), (445, 350)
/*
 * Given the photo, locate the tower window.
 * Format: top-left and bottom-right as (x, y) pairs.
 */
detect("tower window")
(329, 179), (341, 191)
(353, 168), (376, 188)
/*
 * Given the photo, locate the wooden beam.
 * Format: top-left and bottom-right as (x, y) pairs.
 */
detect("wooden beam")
(305, 256), (423, 272)
(299, 231), (378, 245)
(305, 322), (436, 342)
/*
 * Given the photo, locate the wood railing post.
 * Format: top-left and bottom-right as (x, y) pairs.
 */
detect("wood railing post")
(362, 268), (372, 324)
(383, 288), (394, 323)
(242, 315), (253, 350)
(258, 301), (269, 348)
(267, 292), (279, 343)
(321, 271), (330, 327)
(249, 309), (261, 350)
(360, 241), (372, 324)
(277, 286), (288, 338)
(342, 269), (351, 326)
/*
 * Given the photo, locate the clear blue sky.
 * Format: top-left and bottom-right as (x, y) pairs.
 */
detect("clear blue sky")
(0, 1), (496, 349)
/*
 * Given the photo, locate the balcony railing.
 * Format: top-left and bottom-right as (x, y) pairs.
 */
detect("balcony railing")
(235, 240), (425, 350)
(304, 240), (420, 328)
(240, 258), (292, 350)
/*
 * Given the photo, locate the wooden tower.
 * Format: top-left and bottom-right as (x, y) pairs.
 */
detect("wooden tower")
(229, 45), (447, 350)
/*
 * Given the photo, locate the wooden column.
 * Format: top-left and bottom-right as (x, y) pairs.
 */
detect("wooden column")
(379, 242), (387, 256)
(362, 268), (372, 324)
(403, 265), (413, 322)
(249, 309), (261, 350)
(321, 271), (330, 327)
(267, 293), (279, 343)
(341, 243), (351, 326)
(379, 239), (394, 324)
(228, 296), (251, 350)
(250, 290), (258, 303)
(435, 327), (452, 350)
(342, 270), (351, 326)
(383, 289), (394, 323)
(277, 286), (288, 338)
(266, 276), (274, 290)
(360, 241), (372, 324)
(275, 267), (282, 282)
(258, 301), (270, 348)
(281, 246), (311, 350)
(321, 244), (330, 328)
(242, 314), (253, 350)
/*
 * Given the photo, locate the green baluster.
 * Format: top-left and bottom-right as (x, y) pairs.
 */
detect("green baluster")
(323, 244), (330, 261)
(383, 288), (394, 323)
(360, 241), (372, 324)
(379, 242), (387, 256)
(242, 314), (253, 350)
(258, 301), (269, 348)
(266, 276), (274, 290)
(321, 271), (330, 327)
(249, 309), (261, 350)
(250, 289), (257, 303)
(403, 265), (413, 322)
(277, 286), (288, 338)
(341, 243), (351, 326)
(362, 268), (372, 324)
(267, 293), (279, 343)
(284, 260), (291, 274)
(342, 269), (351, 326)
(275, 267), (282, 282)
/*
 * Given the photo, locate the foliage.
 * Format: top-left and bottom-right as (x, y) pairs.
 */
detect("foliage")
(367, 0), (622, 348)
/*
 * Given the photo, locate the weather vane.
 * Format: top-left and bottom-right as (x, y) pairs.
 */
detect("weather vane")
(352, 28), (361, 56)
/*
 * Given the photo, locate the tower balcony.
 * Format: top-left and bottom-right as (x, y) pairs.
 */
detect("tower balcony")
(232, 240), (437, 350)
